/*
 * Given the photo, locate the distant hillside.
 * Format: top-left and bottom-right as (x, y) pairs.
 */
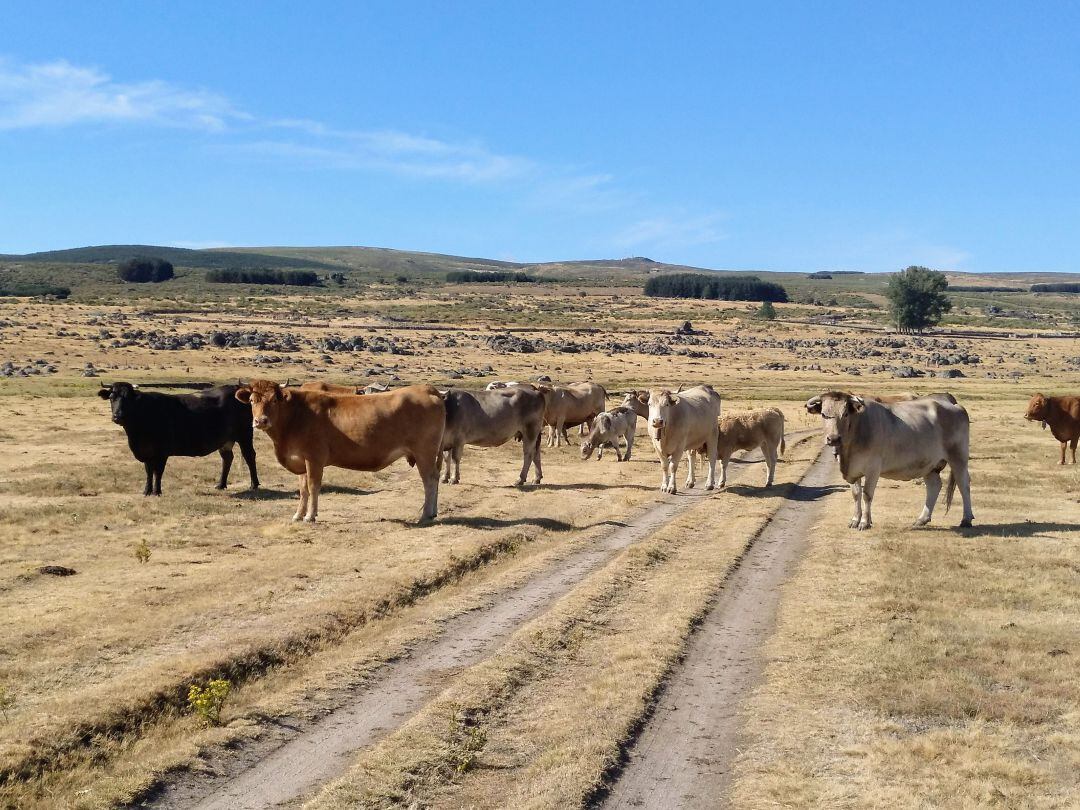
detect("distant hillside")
(0, 244), (337, 271)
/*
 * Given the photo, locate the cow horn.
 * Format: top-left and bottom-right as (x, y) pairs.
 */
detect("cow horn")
(280, 378), (292, 388)
(131, 384), (140, 390)
(805, 395), (823, 414)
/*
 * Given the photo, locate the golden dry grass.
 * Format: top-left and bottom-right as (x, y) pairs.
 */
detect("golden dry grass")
(0, 291), (1077, 809)
(730, 400), (1080, 809)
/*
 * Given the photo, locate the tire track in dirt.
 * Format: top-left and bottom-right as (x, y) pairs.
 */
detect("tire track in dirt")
(147, 433), (816, 810)
(598, 446), (837, 810)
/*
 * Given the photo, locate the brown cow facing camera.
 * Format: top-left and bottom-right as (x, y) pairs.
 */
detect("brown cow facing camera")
(1025, 393), (1080, 465)
(236, 380), (445, 523)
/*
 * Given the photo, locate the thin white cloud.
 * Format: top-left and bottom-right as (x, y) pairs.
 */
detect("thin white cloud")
(612, 212), (728, 251)
(0, 58), (243, 130)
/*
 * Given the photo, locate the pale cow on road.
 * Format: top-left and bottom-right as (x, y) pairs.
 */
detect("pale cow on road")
(537, 382), (607, 447)
(806, 391), (974, 530)
(441, 387), (545, 486)
(647, 385), (722, 493)
(715, 407), (785, 487)
(581, 406), (637, 461)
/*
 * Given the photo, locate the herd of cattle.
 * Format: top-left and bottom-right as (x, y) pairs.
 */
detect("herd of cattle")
(96, 379), (1080, 529)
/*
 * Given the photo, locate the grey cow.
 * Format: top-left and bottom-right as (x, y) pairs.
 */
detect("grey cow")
(441, 387), (546, 486)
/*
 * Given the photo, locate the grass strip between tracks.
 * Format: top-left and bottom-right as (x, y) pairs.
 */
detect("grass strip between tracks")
(306, 434), (821, 809)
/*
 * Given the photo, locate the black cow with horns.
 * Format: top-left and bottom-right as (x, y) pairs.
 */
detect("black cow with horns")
(97, 382), (260, 495)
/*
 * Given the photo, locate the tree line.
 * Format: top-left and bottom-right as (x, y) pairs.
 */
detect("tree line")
(445, 270), (548, 283)
(643, 273), (789, 302)
(206, 268), (321, 286)
(1030, 282), (1080, 293)
(117, 257), (174, 283)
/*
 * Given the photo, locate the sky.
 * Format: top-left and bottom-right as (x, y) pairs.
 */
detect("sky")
(2, 1), (1080, 272)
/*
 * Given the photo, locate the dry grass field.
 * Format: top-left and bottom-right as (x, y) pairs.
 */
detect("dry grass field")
(0, 280), (1077, 809)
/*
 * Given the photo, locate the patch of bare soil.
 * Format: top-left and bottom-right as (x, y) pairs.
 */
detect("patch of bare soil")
(598, 447), (836, 809)
(143, 445), (797, 810)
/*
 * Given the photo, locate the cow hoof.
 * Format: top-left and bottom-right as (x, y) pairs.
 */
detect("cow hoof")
(705, 484), (715, 491)
(913, 517), (930, 527)
(215, 484), (226, 490)
(250, 483), (260, 491)
(857, 522), (872, 531)
(960, 518), (973, 528)
(304, 516), (316, 524)
(292, 515), (303, 522)
(848, 519), (860, 529)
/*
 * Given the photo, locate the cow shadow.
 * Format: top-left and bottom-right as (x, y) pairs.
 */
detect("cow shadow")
(956, 521), (1080, 538)
(230, 484), (370, 501)
(386, 516), (629, 532)
(531, 482), (654, 492)
(724, 482), (845, 501)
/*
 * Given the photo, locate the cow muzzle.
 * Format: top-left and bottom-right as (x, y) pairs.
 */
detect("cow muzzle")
(825, 435), (841, 447)
(253, 417), (269, 430)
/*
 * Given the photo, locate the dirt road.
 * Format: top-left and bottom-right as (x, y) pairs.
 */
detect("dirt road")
(147, 442), (808, 810)
(598, 447), (837, 809)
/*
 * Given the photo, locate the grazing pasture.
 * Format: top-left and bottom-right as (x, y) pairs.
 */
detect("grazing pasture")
(0, 261), (1077, 809)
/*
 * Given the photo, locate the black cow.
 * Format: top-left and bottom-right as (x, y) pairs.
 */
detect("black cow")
(97, 382), (259, 495)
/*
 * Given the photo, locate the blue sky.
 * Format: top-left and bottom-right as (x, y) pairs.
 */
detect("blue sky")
(2, 1), (1079, 272)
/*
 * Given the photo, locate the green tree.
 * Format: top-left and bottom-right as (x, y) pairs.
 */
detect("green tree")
(756, 300), (777, 320)
(886, 266), (952, 332)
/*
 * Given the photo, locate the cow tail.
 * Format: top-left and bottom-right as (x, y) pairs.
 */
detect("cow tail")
(945, 470), (956, 514)
(779, 412), (786, 456)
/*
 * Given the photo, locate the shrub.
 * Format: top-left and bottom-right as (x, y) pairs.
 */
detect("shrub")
(134, 539), (151, 564)
(756, 300), (778, 320)
(0, 684), (14, 721)
(187, 679), (231, 726)
(205, 268), (320, 286)
(807, 271), (833, 279)
(643, 273), (788, 302)
(118, 257), (174, 283)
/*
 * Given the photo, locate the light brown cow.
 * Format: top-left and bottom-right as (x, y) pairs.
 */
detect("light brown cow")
(806, 391), (973, 529)
(715, 408), (786, 487)
(581, 406), (637, 461)
(537, 382), (607, 447)
(298, 381), (391, 395)
(236, 380), (445, 522)
(648, 385), (722, 493)
(620, 390), (650, 418)
(1024, 393), (1080, 464)
(868, 392), (958, 405)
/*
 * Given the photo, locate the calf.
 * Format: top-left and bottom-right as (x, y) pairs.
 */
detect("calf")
(236, 381), (445, 522)
(1024, 393), (1080, 464)
(441, 387), (545, 485)
(806, 391), (973, 529)
(97, 382), (259, 495)
(648, 385), (722, 493)
(715, 408), (785, 487)
(581, 407), (637, 461)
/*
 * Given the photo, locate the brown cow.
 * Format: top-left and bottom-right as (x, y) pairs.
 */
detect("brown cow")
(1025, 393), (1080, 464)
(536, 382), (606, 447)
(236, 380), (445, 522)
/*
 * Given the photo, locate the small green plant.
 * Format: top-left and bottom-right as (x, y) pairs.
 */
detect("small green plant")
(756, 300), (777, 320)
(134, 539), (151, 564)
(187, 679), (231, 726)
(0, 684), (15, 721)
(448, 705), (488, 773)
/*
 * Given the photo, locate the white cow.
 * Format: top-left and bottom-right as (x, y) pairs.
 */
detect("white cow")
(806, 391), (974, 529)
(647, 385), (722, 493)
(580, 406), (637, 461)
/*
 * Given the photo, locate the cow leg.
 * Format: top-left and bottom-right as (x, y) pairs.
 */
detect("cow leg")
(152, 459), (166, 496)
(668, 453), (680, 494)
(858, 470), (879, 530)
(848, 479), (863, 528)
(1062, 442), (1068, 465)
(546, 424), (556, 448)
(452, 445), (463, 484)
(623, 431), (633, 462)
(441, 449), (452, 483)
(951, 460), (974, 527)
(719, 452), (730, 487)
(530, 430), (543, 484)
(293, 474), (309, 521)
(217, 442), (234, 490)
(761, 442), (777, 487)
(143, 462), (154, 496)
(684, 450), (696, 489)
(303, 461), (322, 522)
(915, 470), (942, 526)
(416, 454), (440, 522)
(704, 437), (718, 491)
(1071, 437), (1078, 463)
(239, 438), (259, 489)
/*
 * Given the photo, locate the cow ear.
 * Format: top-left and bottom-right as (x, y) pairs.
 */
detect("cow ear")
(805, 395), (822, 414)
(850, 396), (866, 412)
(97, 387), (111, 400)
(235, 388), (252, 404)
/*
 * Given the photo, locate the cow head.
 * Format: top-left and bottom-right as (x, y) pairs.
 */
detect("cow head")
(1024, 393), (1049, 428)
(235, 379), (290, 431)
(97, 382), (140, 425)
(580, 412), (612, 459)
(648, 389), (678, 440)
(806, 391), (864, 448)
(620, 390), (649, 413)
